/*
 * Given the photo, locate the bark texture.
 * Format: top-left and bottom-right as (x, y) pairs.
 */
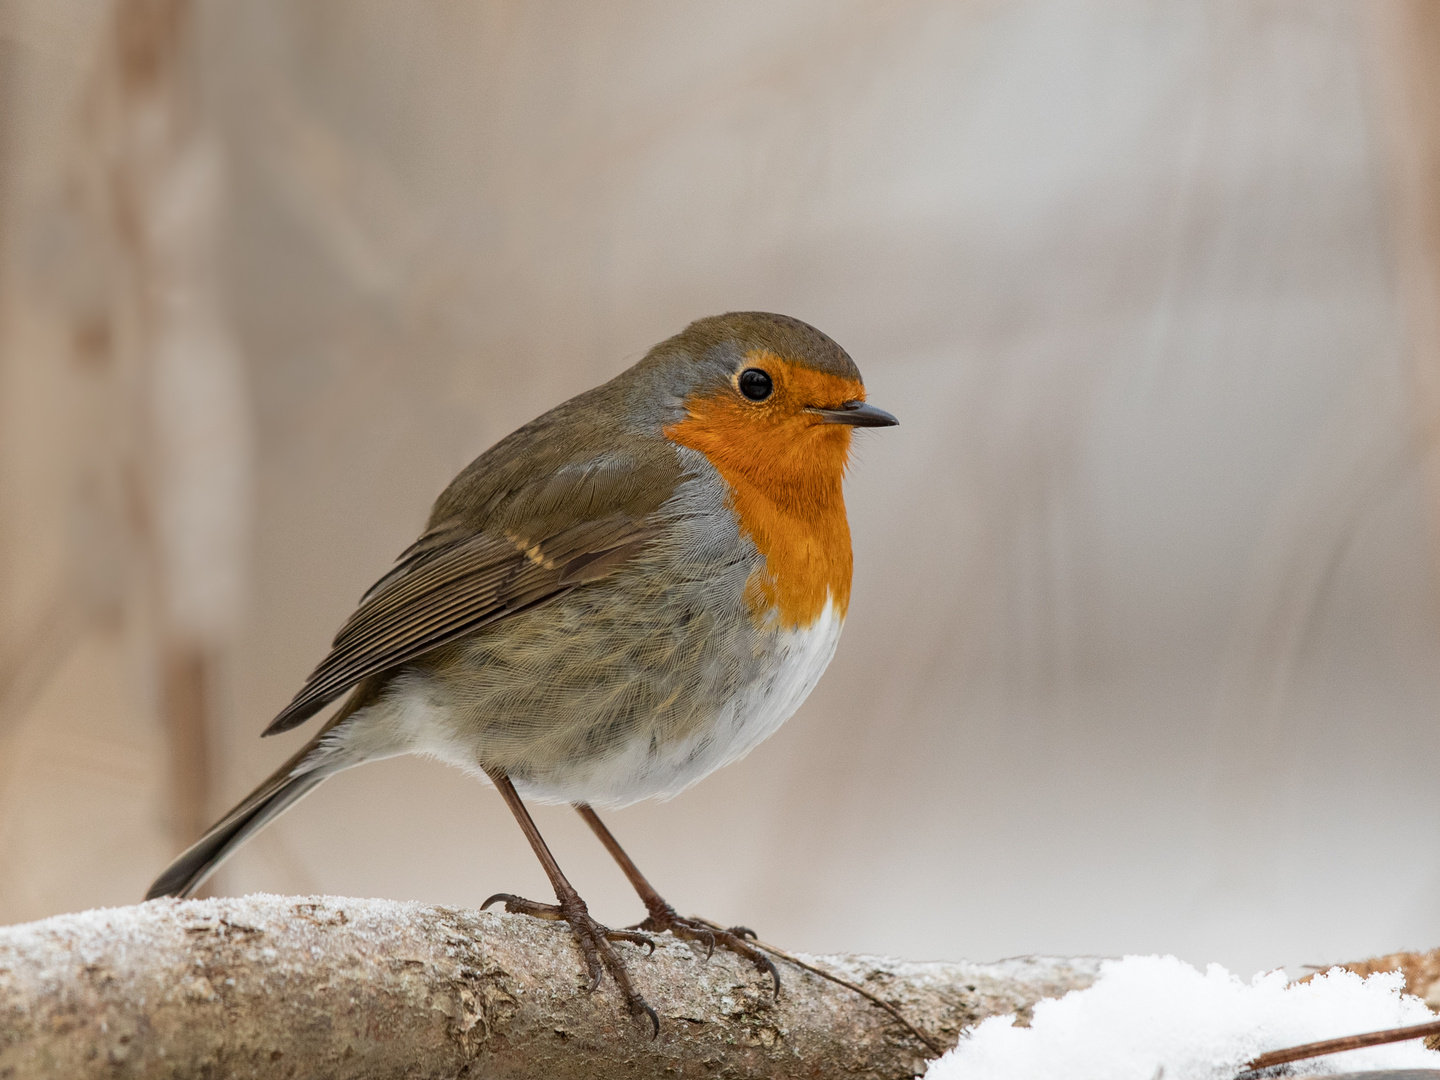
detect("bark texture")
(0, 895), (1101, 1079)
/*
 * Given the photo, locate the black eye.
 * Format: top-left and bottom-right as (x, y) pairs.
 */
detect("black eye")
(738, 368), (773, 401)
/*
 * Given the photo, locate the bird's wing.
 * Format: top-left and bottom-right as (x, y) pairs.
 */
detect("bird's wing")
(262, 449), (680, 736)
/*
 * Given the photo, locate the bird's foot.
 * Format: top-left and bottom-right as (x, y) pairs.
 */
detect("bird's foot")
(634, 903), (780, 998)
(483, 891), (659, 1035)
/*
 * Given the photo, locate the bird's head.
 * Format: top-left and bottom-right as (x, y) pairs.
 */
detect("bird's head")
(646, 312), (896, 503)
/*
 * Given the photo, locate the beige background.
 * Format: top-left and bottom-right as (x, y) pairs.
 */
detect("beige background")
(3, 0), (1440, 979)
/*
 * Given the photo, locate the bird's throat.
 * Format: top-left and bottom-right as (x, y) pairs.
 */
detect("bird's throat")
(665, 397), (854, 630)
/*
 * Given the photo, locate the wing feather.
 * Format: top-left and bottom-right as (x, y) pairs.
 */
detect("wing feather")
(262, 510), (665, 736)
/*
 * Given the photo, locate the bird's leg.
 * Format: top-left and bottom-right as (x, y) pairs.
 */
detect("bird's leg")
(481, 769), (658, 1034)
(575, 802), (780, 997)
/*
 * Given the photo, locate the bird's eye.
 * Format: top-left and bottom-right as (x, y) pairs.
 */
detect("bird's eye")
(738, 368), (773, 402)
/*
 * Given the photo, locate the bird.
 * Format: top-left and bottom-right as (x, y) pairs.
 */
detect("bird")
(145, 311), (897, 1031)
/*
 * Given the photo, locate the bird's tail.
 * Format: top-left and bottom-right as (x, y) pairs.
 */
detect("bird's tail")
(145, 744), (327, 900)
(145, 686), (376, 900)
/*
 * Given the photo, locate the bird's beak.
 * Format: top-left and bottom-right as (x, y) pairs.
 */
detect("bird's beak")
(809, 400), (899, 427)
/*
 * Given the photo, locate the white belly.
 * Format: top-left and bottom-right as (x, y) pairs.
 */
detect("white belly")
(535, 598), (845, 807)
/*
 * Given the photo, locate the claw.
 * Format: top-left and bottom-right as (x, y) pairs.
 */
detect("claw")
(760, 953), (781, 999)
(729, 925), (758, 940)
(485, 887), (659, 1032)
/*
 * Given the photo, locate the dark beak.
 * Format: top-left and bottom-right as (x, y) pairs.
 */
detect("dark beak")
(810, 400), (899, 427)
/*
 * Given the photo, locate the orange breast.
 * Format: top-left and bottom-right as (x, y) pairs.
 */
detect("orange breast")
(664, 354), (861, 630)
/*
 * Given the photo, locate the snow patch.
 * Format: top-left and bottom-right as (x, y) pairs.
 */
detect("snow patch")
(926, 954), (1440, 1080)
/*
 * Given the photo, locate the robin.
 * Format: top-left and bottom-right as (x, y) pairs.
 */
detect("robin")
(146, 311), (897, 1031)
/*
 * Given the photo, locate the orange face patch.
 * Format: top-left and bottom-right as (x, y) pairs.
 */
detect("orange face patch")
(663, 351), (863, 630)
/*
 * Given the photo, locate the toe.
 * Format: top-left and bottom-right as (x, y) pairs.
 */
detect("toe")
(483, 893), (565, 920)
(606, 928), (656, 954)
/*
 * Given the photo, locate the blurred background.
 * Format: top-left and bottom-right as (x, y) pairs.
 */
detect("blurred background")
(2, 0), (1440, 980)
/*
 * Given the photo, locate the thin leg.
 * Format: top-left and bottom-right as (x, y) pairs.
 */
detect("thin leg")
(482, 769), (658, 1034)
(576, 803), (780, 997)
(574, 802), (670, 918)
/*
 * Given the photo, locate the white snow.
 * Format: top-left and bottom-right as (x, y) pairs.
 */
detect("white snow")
(925, 954), (1440, 1080)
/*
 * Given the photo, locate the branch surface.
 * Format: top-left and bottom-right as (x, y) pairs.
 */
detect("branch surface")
(0, 895), (1101, 1079)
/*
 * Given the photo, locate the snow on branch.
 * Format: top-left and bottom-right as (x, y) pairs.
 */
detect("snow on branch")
(0, 895), (1100, 1079)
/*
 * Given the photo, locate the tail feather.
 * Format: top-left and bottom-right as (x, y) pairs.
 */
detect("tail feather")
(146, 743), (331, 900)
(146, 678), (384, 901)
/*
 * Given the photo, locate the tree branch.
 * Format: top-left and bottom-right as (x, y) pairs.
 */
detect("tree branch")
(0, 895), (1101, 1079)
